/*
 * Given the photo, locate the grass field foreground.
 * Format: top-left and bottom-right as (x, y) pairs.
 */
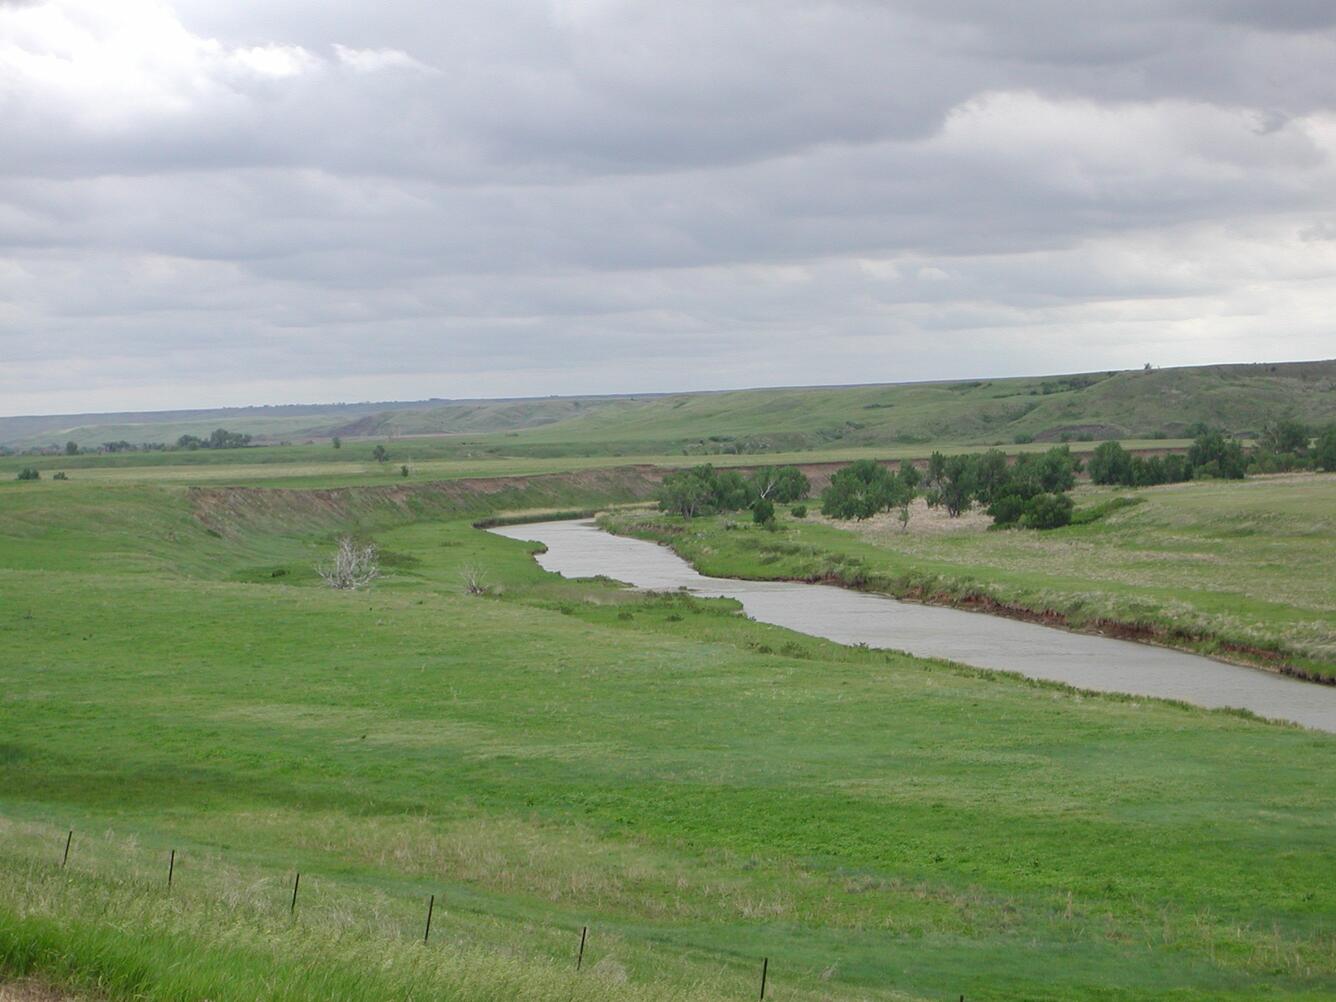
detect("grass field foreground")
(2, 472), (1336, 999)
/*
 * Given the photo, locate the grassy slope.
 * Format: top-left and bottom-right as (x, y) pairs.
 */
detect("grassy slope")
(7, 359), (1333, 455)
(601, 475), (1336, 679)
(0, 397), (639, 451)
(2, 476), (1336, 1000)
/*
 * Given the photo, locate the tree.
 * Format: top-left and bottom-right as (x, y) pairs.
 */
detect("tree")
(821, 460), (912, 520)
(400, 464), (410, 478)
(332, 436), (342, 450)
(930, 455), (976, 517)
(752, 497), (775, 526)
(658, 466), (720, 518)
(925, 451), (947, 490)
(1088, 441), (1132, 485)
(208, 428), (252, 449)
(1313, 425), (1336, 472)
(971, 450), (1010, 505)
(315, 537), (380, 590)
(1259, 418), (1310, 456)
(372, 444), (389, 463)
(749, 466), (810, 503)
(16, 467), (40, 481)
(713, 470), (754, 511)
(1188, 431), (1246, 479)
(64, 441), (79, 456)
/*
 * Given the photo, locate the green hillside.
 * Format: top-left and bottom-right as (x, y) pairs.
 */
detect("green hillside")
(504, 360), (1336, 455)
(5, 359), (1333, 457)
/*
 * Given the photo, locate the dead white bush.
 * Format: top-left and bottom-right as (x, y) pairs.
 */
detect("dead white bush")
(459, 562), (489, 595)
(316, 537), (381, 590)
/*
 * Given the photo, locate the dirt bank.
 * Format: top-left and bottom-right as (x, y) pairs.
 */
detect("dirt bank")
(189, 465), (666, 536)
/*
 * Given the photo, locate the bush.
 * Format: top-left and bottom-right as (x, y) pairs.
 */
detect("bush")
(986, 493), (1026, 526)
(752, 498), (775, 526)
(1020, 492), (1074, 529)
(16, 467), (39, 481)
(52, 472), (69, 481)
(790, 504), (807, 519)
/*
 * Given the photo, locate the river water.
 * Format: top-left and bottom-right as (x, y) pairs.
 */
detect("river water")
(491, 520), (1336, 732)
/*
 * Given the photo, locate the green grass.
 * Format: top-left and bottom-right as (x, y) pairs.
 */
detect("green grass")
(3, 472), (1336, 999)
(601, 474), (1336, 679)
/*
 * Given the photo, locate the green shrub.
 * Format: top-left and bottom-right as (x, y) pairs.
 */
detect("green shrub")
(1069, 496), (1144, 525)
(1020, 492), (1074, 529)
(790, 504), (807, 519)
(16, 467), (39, 481)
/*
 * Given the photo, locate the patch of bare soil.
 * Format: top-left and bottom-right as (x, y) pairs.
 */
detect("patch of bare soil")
(808, 496), (992, 537)
(0, 982), (87, 1002)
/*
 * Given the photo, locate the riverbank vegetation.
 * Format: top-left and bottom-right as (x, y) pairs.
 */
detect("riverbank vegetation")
(609, 473), (1336, 681)
(4, 472), (1336, 999)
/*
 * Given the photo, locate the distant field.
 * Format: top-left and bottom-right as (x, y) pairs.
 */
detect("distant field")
(602, 474), (1336, 679)
(5, 358), (1333, 455)
(3, 475), (1336, 999)
(0, 438), (1192, 488)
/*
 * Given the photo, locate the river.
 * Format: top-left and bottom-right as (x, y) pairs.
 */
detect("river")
(490, 520), (1336, 732)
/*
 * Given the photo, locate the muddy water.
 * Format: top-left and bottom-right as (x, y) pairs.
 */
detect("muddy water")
(491, 520), (1336, 732)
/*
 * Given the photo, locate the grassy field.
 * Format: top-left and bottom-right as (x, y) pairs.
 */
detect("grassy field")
(601, 474), (1336, 680)
(0, 439), (1191, 489)
(6, 359), (1333, 455)
(3, 468), (1336, 1000)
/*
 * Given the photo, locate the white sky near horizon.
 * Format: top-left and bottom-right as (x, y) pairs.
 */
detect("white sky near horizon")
(1, 0), (1335, 416)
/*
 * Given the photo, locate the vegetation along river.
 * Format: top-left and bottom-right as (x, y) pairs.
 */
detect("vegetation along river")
(492, 519), (1336, 732)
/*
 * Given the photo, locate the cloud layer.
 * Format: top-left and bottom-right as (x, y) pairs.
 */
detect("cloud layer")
(2, 0), (1334, 413)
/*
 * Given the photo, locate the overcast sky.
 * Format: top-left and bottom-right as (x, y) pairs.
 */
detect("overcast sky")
(2, 0), (1334, 415)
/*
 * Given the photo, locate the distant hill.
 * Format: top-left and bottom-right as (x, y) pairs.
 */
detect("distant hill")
(3, 359), (1332, 454)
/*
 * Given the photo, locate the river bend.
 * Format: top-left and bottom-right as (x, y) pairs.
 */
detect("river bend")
(491, 520), (1336, 732)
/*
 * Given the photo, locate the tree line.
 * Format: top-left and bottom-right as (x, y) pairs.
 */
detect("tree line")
(654, 423), (1336, 534)
(656, 447), (1084, 530)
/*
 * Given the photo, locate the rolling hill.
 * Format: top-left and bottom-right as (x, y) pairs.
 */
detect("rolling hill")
(4, 359), (1332, 455)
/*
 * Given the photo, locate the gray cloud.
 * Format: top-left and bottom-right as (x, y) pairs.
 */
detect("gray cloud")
(1, 0), (1333, 415)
